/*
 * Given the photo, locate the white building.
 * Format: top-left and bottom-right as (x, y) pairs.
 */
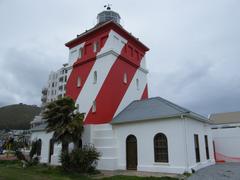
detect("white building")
(31, 7), (215, 174)
(210, 111), (240, 163)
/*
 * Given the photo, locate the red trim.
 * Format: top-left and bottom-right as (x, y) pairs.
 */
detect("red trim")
(65, 21), (149, 52)
(84, 42), (145, 124)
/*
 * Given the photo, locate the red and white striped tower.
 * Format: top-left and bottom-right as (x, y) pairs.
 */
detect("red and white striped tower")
(65, 8), (149, 125)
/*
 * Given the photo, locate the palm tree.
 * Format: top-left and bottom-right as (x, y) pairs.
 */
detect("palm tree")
(43, 97), (84, 154)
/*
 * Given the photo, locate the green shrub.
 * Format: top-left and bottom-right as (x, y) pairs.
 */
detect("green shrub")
(60, 144), (100, 173)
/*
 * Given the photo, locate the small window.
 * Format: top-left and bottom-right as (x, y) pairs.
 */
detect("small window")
(93, 41), (99, 53)
(93, 71), (97, 84)
(123, 73), (127, 84)
(136, 78), (139, 90)
(65, 76), (67, 82)
(77, 76), (81, 87)
(92, 101), (96, 113)
(194, 134), (200, 163)
(78, 48), (83, 58)
(205, 135), (210, 160)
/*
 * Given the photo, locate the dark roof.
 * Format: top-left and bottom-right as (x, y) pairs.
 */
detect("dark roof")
(111, 97), (210, 125)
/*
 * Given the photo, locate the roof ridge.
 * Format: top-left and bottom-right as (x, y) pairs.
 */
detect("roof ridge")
(154, 97), (190, 113)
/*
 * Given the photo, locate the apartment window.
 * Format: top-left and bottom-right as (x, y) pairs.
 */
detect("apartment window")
(52, 82), (54, 87)
(123, 73), (127, 84)
(205, 135), (210, 160)
(77, 76), (81, 88)
(136, 78), (139, 90)
(78, 48), (83, 58)
(93, 71), (97, 84)
(59, 77), (64, 82)
(65, 76), (67, 82)
(194, 134), (200, 163)
(92, 101), (96, 113)
(59, 86), (63, 91)
(93, 41), (99, 53)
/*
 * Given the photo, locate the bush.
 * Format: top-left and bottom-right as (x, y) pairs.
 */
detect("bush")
(60, 144), (100, 173)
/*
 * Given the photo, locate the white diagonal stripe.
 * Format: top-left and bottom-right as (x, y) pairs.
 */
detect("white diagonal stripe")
(75, 30), (127, 120)
(114, 57), (148, 117)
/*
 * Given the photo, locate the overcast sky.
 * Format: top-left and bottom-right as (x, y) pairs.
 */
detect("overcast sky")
(0, 0), (240, 116)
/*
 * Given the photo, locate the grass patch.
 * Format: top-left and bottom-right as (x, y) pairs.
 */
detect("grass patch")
(0, 160), (180, 180)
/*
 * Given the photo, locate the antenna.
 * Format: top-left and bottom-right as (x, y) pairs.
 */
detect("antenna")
(104, 4), (112, 10)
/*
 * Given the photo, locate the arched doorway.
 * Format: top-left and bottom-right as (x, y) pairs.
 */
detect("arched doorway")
(126, 135), (137, 170)
(36, 139), (42, 156)
(48, 138), (54, 164)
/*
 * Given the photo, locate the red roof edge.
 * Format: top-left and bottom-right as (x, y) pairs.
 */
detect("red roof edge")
(65, 21), (149, 52)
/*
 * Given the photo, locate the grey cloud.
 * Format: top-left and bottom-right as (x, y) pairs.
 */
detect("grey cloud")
(0, 0), (240, 116)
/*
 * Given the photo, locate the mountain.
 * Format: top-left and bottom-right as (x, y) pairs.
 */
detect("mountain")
(0, 103), (41, 130)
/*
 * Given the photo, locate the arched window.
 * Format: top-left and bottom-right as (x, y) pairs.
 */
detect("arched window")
(77, 76), (81, 87)
(93, 71), (97, 84)
(93, 41), (99, 53)
(78, 47), (83, 58)
(136, 78), (139, 90)
(154, 133), (168, 163)
(123, 73), (127, 84)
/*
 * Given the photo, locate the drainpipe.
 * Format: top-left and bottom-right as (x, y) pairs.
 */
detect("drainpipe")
(182, 114), (190, 172)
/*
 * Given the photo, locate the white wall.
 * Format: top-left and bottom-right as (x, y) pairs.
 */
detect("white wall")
(31, 131), (53, 163)
(184, 118), (215, 171)
(113, 118), (185, 173)
(112, 117), (214, 174)
(212, 124), (240, 162)
(31, 131), (61, 165)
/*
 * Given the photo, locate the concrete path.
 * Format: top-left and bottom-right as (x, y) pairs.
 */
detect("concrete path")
(188, 163), (240, 180)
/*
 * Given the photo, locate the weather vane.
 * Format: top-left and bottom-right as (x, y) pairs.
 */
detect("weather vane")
(104, 4), (112, 10)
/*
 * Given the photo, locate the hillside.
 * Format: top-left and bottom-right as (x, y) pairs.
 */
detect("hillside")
(0, 103), (41, 130)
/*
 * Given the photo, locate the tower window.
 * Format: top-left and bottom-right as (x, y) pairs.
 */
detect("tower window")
(78, 48), (83, 58)
(93, 71), (97, 84)
(92, 101), (96, 113)
(93, 41), (99, 53)
(76, 104), (79, 112)
(123, 73), (127, 84)
(136, 78), (139, 90)
(77, 76), (81, 87)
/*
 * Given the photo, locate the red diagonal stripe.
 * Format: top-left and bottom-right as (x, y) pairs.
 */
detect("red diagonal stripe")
(141, 84), (148, 100)
(66, 31), (110, 101)
(84, 43), (146, 124)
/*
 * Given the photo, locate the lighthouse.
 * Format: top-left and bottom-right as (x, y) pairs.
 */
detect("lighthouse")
(65, 6), (149, 124)
(31, 7), (215, 173)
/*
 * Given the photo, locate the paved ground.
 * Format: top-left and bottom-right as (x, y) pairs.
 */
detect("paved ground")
(188, 163), (240, 180)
